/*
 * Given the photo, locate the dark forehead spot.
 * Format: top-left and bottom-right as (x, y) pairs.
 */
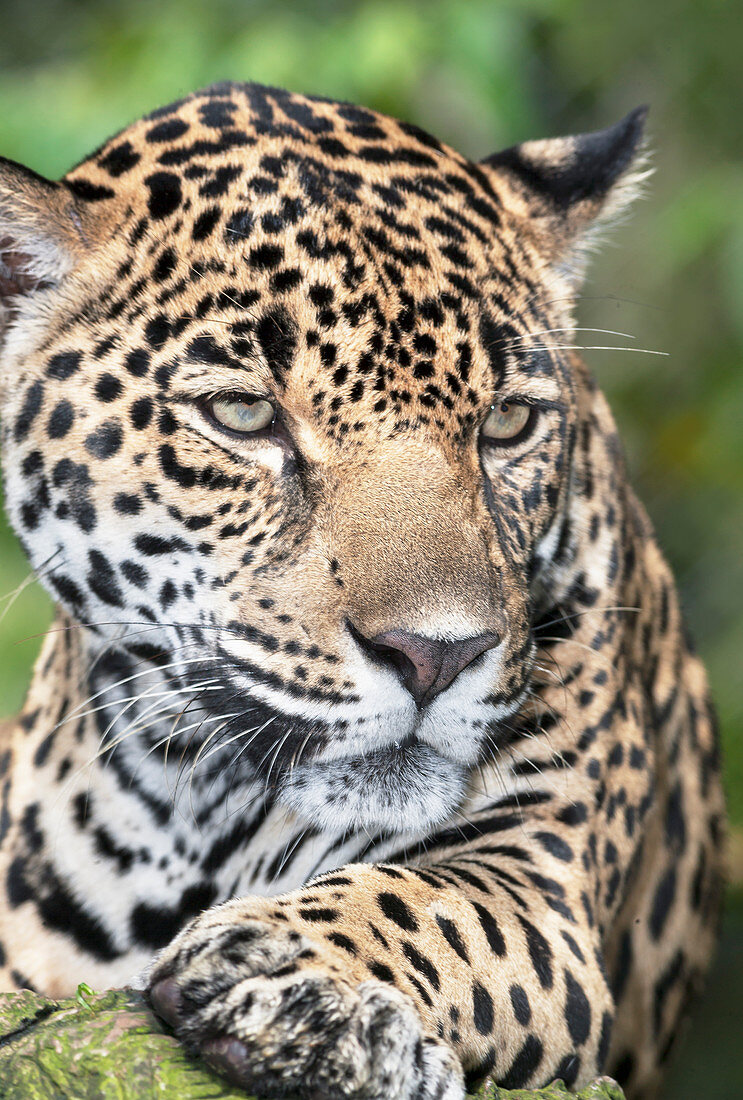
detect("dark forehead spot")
(146, 118), (190, 143)
(248, 173), (279, 197)
(398, 119), (445, 153)
(192, 207), (221, 241)
(479, 312), (508, 387)
(274, 91), (335, 133)
(199, 97), (237, 129)
(98, 141), (141, 178)
(271, 268), (302, 294)
(146, 96), (190, 122)
(310, 284), (334, 308)
(144, 316), (171, 350)
(217, 288), (260, 311)
(255, 307), (296, 378)
(420, 298), (445, 326)
(224, 208), (254, 244)
(200, 164), (242, 198)
(66, 179), (115, 202)
(249, 243), (284, 270)
(259, 155), (285, 179)
(185, 334), (248, 372)
(145, 172), (183, 219)
(153, 248), (177, 283)
(157, 132), (253, 167)
(337, 103), (377, 125)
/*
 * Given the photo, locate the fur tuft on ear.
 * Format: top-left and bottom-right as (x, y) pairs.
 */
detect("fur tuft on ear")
(0, 157), (95, 325)
(482, 107), (651, 286)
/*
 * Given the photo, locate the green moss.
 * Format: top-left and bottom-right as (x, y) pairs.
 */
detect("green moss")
(0, 988), (249, 1099)
(476, 1078), (625, 1099)
(0, 987), (625, 1100)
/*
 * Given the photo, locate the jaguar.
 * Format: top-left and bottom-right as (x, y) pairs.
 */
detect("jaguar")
(0, 83), (725, 1099)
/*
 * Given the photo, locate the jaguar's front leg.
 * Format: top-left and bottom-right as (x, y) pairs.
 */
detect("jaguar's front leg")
(147, 805), (614, 1099)
(147, 890), (463, 1100)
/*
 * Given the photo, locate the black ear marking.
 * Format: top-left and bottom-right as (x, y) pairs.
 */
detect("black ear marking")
(483, 106), (649, 210)
(481, 108), (650, 286)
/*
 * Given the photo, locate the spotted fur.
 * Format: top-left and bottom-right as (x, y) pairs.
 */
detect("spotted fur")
(0, 84), (724, 1099)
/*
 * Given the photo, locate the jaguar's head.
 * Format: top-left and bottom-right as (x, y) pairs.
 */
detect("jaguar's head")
(0, 85), (647, 833)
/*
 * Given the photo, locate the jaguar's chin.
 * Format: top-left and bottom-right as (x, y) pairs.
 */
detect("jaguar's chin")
(278, 741), (469, 836)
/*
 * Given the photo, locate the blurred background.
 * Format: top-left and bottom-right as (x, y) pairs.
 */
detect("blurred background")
(0, 0), (740, 1093)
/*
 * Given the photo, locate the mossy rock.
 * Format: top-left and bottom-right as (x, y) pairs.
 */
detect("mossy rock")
(0, 986), (625, 1100)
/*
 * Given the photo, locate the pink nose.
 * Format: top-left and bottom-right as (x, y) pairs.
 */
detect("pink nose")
(349, 624), (500, 707)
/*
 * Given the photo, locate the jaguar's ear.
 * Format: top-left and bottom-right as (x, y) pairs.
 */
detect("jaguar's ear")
(481, 107), (650, 287)
(0, 157), (97, 321)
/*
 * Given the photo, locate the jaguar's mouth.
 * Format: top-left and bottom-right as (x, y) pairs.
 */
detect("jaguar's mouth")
(278, 739), (469, 836)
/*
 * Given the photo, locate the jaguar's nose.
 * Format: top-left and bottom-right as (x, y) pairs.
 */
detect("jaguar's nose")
(349, 623), (500, 708)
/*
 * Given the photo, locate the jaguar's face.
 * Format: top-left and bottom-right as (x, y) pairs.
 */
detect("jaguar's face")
(0, 84), (644, 833)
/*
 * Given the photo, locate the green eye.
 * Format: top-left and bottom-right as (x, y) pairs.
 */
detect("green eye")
(481, 402), (534, 446)
(207, 393), (275, 434)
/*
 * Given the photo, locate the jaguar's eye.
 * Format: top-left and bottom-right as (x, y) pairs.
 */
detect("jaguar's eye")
(480, 402), (535, 447)
(206, 393), (275, 435)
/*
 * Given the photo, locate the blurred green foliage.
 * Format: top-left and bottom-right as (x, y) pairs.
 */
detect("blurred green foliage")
(0, 2), (741, 1094)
